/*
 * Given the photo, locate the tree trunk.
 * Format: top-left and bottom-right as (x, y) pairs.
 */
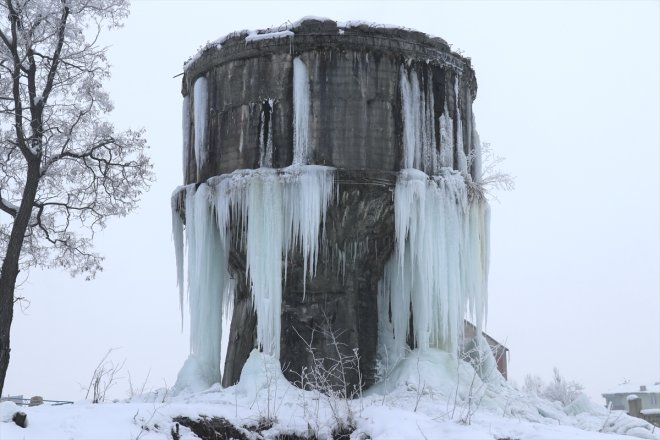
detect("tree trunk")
(0, 161), (40, 396)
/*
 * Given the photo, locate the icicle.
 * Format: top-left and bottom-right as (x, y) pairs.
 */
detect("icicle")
(422, 72), (438, 174)
(400, 66), (420, 170)
(171, 191), (185, 328)
(400, 67), (439, 174)
(185, 183), (228, 387)
(182, 97), (190, 180)
(471, 114), (482, 183)
(439, 102), (454, 169)
(259, 99), (274, 167)
(377, 169), (489, 367)
(293, 58), (311, 165)
(193, 76), (209, 176)
(178, 166), (335, 362)
(454, 77), (468, 175)
(282, 166), (334, 293)
(238, 105), (249, 153)
(246, 171), (285, 356)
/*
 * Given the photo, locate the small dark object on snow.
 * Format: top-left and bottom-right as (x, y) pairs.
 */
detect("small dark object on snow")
(171, 422), (180, 440)
(173, 416), (248, 440)
(332, 425), (355, 440)
(12, 411), (27, 428)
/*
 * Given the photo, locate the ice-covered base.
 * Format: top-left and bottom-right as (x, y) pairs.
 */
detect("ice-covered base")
(174, 163), (493, 392)
(4, 348), (658, 440)
(173, 165), (335, 389)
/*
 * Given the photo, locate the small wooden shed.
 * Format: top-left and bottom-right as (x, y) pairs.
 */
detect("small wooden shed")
(462, 320), (509, 380)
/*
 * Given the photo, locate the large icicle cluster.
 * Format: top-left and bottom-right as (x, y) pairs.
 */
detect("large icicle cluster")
(173, 166), (335, 384)
(378, 169), (490, 369)
(377, 67), (490, 372)
(400, 66), (439, 174)
(399, 68), (473, 177)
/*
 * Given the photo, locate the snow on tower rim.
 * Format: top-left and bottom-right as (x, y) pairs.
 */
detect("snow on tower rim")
(182, 17), (476, 93)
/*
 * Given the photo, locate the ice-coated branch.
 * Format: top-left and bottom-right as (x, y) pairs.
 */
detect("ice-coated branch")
(0, 0), (152, 277)
(39, 5), (69, 110)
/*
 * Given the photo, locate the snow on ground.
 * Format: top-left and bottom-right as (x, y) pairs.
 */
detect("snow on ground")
(2, 350), (658, 440)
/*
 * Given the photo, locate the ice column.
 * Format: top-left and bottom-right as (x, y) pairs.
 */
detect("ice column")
(400, 67), (440, 174)
(259, 99), (274, 167)
(454, 77), (468, 175)
(293, 58), (311, 165)
(173, 166), (334, 365)
(245, 173), (285, 356)
(378, 169), (489, 367)
(182, 97), (190, 179)
(193, 76), (209, 176)
(172, 194), (185, 325)
(439, 102), (454, 169)
(185, 184), (229, 386)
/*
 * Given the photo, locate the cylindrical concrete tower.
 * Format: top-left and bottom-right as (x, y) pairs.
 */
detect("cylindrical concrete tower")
(173, 18), (488, 394)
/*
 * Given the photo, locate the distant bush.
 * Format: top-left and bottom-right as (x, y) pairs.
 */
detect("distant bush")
(523, 367), (585, 406)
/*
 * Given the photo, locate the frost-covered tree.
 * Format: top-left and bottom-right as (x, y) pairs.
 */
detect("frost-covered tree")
(542, 367), (585, 406)
(523, 368), (585, 406)
(0, 0), (152, 394)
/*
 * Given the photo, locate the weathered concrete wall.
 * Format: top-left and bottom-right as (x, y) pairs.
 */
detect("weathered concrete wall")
(182, 18), (477, 183)
(180, 18), (479, 390)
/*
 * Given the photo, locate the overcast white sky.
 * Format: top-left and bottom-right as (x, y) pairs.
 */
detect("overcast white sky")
(5, 0), (659, 404)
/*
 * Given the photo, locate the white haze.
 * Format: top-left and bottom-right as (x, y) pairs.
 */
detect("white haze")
(4, 0), (658, 408)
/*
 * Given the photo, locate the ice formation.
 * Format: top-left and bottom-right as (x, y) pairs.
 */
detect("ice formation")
(193, 76), (208, 175)
(384, 66), (489, 369)
(292, 57), (311, 165)
(377, 169), (490, 368)
(182, 96), (190, 179)
(439, 103), (454, 168)
(175, 168), (488, 385)
(176, 55), (490, 390)
(454, 77), (468, 175)
(259, 99), (274, 167)
(173, 166), (335, 380)
(400, 66), (439, 174)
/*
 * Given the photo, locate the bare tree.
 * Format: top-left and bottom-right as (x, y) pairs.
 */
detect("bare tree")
(85, 348), (125, 403)
(0, 0), (152, 395)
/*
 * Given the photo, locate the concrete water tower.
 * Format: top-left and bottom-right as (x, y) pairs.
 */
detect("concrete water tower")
(173, 18), (487, 393)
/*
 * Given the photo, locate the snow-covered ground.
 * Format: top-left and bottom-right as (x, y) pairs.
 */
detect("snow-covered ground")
(2, 350), (658, 440)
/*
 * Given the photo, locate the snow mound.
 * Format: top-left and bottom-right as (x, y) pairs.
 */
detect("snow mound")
(4, 350), (659, 440)
(0, 401), (20, 423)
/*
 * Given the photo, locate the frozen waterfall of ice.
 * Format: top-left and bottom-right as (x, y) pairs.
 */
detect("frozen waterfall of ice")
(393, 67), (488, 369)
(377, 168), (490, 371)
(185, 184), (229, 387)
(172, 166), (335, 381)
